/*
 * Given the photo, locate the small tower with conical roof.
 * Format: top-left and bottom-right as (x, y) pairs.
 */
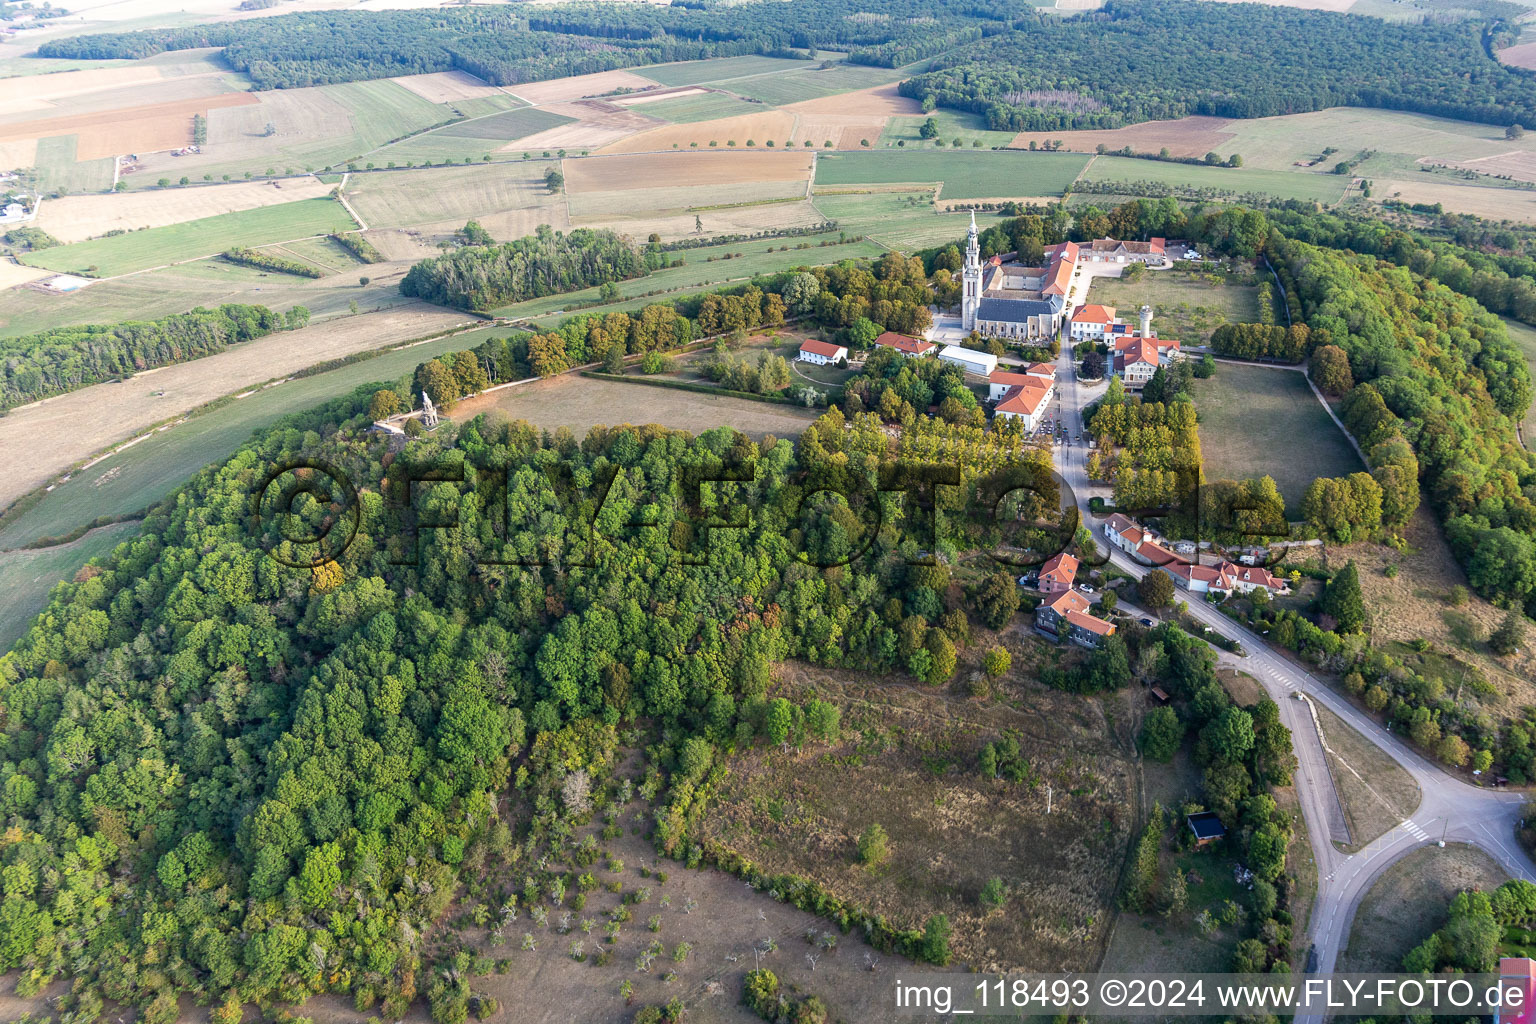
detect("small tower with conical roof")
(962, 211), (982, 332)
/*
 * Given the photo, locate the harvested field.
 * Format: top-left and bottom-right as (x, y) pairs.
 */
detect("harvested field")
(1498, 40), (1536, 70)
(1436, 149), (1536, 184)
(449, 374), (820, 439)
(698, 660), (1138, 973)
(0, 302), (472, 516)
(782, 82), (922, 118)
(563, 150), (813, 192)
(621, 90), (769, 125)
(0, 92), (260, 160)
(35, 178), (334, 244)
(432, 106), (574, 141)
(0, 65), (164, 115)
(343, 162), (564, 234)
(1373, 177), (1536, 220)
(598, 109), (799, 154)
(609, 85), (711, 106)
(1011, 115), (1236, 160)
(503, 98), (663, 152)
(388, 70), (508, 104)
(573, 197), (825, 243)
(792, 114), (889, 150)
(0, 260), (52, 290)
(505, 69), (662, 106)
(726, 62), (905, 106)
(0, 138), (37, 170)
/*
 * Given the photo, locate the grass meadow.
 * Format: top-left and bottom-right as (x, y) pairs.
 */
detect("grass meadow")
(1504, 318), (1536, 442)
(1086, 271), (1260, 345)
(33, 134), (117, 194)
(1078, 155), (1351, 204)
(727, 62), (906, 105)
(641, 55), (819, 88)
(0, 521), (141, 650)
(812, 190), (1012, 250)
(815, 150), (1090, 198)
(1191, 361), (1362, 515)
(22, 197), (359, 276)
(634, 91), (769, 123)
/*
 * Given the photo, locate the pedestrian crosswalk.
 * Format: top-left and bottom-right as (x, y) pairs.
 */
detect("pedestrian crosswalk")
(1401, 818), (1430, 842)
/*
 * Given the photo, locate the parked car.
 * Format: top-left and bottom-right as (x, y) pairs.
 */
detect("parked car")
(1079, 584), (1095, 594)
(1140, 617), (1155, 627)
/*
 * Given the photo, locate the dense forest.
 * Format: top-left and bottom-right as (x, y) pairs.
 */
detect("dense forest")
(900, 0), (1536, 131)
(399, 226), (652, 312)
(0, 303), (291, 409)
(36, 0), (1021, 89)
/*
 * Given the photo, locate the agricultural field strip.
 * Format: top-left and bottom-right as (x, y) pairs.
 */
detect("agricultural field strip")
(355, 100), (562, 161)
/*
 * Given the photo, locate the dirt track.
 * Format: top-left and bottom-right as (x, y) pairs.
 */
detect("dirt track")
(0, 304), (471, 513)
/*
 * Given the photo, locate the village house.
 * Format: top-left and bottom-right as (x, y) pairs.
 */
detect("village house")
(1069, 304), (1117, 341)
(988, 366), (1055, 432)
(1081, 236), (1169, 266)
(1104, 513), (1290, 597)
(1034, 589), (1117, 648)
(1111, 332), (1181, 388)
(1037, 551), (1078, 594)
(798, 339), (847, 366)
(872, 331), (936, 357)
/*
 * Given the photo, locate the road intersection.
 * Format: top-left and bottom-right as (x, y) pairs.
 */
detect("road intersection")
(1044, 341), (1535, 1011)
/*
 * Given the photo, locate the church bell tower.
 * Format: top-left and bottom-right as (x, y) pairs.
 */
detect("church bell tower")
(961, 211), (981, 332)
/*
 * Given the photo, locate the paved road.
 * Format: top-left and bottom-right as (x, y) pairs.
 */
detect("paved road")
(1047, 345), (1535, 1013)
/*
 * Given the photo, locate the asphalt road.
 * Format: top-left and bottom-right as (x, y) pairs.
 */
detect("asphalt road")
(1046, 342), (1535, 1013)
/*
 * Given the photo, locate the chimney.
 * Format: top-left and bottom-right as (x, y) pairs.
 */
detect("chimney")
(1139, 304), (1153, 337)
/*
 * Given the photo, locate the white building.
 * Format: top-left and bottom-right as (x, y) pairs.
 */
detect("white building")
(1069, 304), (1118, 341)
(938, 345), (998, 376)
(798, 339), (847, 366)
(960, 211), (1075, 342)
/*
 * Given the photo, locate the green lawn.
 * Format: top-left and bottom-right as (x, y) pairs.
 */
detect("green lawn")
(634, 91), (771, 124)
(815, 150), (1090, 199)
(1085, 271), (1260, 345)
(812, 190), (1012, 250)
(1078, 155), (1351, 205)
(880, 109), (1016, 150)
(0, 324), (512, 550)
(1191, 361), (1363, 517)
(21, 197), (359, 277)
(0, 522), (141, 651)
(1504, 317), (1536, 444)
(641, 55), (818, 88)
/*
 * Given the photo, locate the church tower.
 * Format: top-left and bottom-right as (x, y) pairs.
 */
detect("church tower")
(961, 211), (981, 332)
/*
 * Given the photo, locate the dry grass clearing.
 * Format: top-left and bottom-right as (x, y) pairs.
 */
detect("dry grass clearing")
(1326, 508), (1536, 710)
(1011, 116), (1236, 159)
(599, 110), (799, 154)
(573, 196), (824, 243)
(388, 70), (508, 104)
(0, 92), (260, 160)
(697, 658), (1137, 973)
(564, 150), (813, 192)
(0, 303), (472, 513)
(0, 138), (37, 170)
(502, 99), (663, 153)
(449, 374), (819, 440)
(507, 69), (663, 106)
(344, 162), (565, 235)
(36, 178), (334, 243)
(1313, 703), (1420, 852)
(1371, 177), (1536, 220)
(1338, 843), (1507, 972)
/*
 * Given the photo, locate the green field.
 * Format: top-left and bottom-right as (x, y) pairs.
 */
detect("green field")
(435, 106), (573, 140)
(0, 522), (140, 651)
(1191, 361), (1363, 516)
(21, 197), (359, 277)
(642, 55), (818, 88)
(1505, 318), (1536, 445)
(635, 91), (771, 124)
(815, 150), (1090, 198)
(726, 62), (905, 105)
(811, 190), (1011, 250)
(0, 324), (511, 550)
(258, 235), (366, 274)
(880, 109), (1016, 150)
(33, 134), (117, 195)
(495, 232), (887, 320)
(364, 106), (575, 166)
(1078, 155), (1351, 204)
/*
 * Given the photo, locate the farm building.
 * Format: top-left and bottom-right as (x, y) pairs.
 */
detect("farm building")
(872, 331), (936, 357)
(798, 339), (847, 366)
(1187, 811), (1226, 847)
(938, 345), (997, 376)
(1081, 236), (1168, 265)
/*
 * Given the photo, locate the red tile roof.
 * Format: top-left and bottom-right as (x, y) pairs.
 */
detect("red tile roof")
(1027, 362), (1057, 377)
(1045, 590), (1090, 616)
(800, 339), (846, 359)
(1040, 551), (1079, 585)
(996, 383), (1049, 416)
(1072, 304), (1117, 325)
(873, 332), (935, 356)
(1065, 609), (1117, 637)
